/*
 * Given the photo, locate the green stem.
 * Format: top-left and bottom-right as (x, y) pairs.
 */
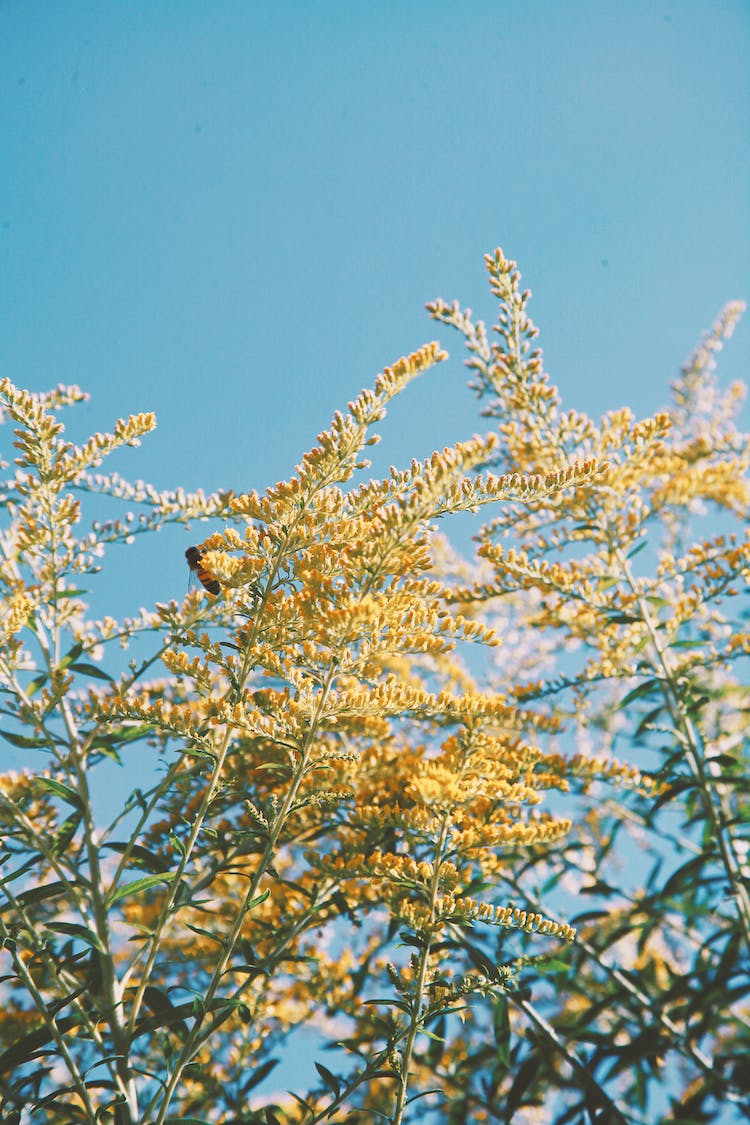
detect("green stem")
(391, 817), (450, 1125)
(505, 867), (720, 1084)
(37, 461), (138, 1119)
(616, 547), (750, 951)
(150, 661), (339, 1125)
(0, 914), (98, 1121)
(124, 533), (291, 1042)
(513, 996), (629, 1125)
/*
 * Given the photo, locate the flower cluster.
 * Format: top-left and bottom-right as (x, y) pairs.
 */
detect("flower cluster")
(1, 249), (746, 1124)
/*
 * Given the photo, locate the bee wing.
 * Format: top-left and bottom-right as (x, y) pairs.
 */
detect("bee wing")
(186, 546), (200, 593)
(185, 546), (220, 595)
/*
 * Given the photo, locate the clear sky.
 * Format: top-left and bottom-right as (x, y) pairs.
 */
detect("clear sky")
(2, 0), (749, 612)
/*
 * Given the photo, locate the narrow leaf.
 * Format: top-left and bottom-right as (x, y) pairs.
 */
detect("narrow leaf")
(44, 922), (103, 951)
(59, 642), (84, 670)
(315, 1061), (341, 1098)
(108, 872), (177, 906)
(242, 1057), (279, 1094)
(0, 730), (50, 749)
(103, 843), (170, 873)
(37, 778), (83, 811)
(68, 662), (114, 682)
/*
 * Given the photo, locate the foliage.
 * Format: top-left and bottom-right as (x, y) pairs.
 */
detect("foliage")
(427, 253), (749, 1124)
(0, 250), (747, 1125)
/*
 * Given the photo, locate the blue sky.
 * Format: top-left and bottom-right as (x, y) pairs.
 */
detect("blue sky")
(1, 0), (749, 612)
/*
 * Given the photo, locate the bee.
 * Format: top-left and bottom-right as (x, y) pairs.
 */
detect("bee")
(185, 546), (221, 595)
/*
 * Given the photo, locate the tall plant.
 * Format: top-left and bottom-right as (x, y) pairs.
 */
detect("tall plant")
(0, 248), (746, 1124)
(427, 251), (749, 1123)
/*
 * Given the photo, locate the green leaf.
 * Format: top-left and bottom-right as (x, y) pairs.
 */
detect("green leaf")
(662, 855), (707, 897)
(710, 773), (750, 789)
(221, 965), (267, 991)
(132, 1000), (196, 1039)
(0, 854), (40, 888)
(704, 753), (739, 769)
(59, 642), (84, 670)
(398, 931), (426, 950)
(44, 922), (103, 951)
(18, 881), (72, 908)
(37, 777), (84, 811)
(50, 812), (82, 856)
(242, 1057), (279, 1094)
(185, 923), (225, 947)
(143, 986), (189, 1039)
(315, 1061), (341, 1098)
(0, 730), (50, 749)
(406, 1088), (443, 1106)
(0, 1012), (84, 1074)
(363, 997), (412, 1013)
(620, 679), (662, 708)
(88, 738), (122, 764)
(458, 936), (496, 976)
(570, 909), (610, 926)
(103, 843), (170, 873)
(288, 1092), (314, 1114)
(107, 872), (177, 906)
(648, 776), (693, 813)
(26, 673), (49, 697)
(635, 704), (666, 739)
(503, 1054), (541, 1122)
(602, 611), (641, 625)
(533, 958), (571, 974)
(424, 1013), (446, 1068)
(493, 996), (511, 1070)
(98, 723), (155, 745)
(245, 889), (271, 912)
(596, 575), (620, 591)
(68, 662), (114, 682)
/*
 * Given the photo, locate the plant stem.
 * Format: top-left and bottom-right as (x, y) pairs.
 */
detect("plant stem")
(391, 818), (449, 1125)
(616, 547), (750, 951)
(514, 996), (629, 1125)
(149, 661), (339, 1125)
